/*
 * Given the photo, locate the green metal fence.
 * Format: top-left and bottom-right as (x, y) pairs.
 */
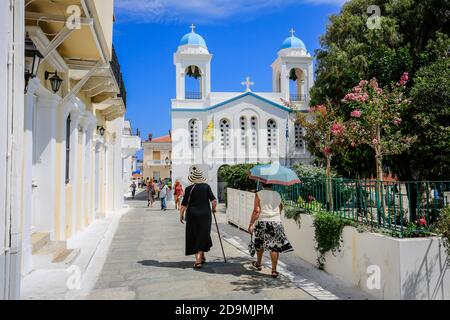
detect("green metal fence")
(272, 178), (450, 233)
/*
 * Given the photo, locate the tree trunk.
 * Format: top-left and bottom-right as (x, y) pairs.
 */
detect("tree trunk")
(326, 157), (333, 211)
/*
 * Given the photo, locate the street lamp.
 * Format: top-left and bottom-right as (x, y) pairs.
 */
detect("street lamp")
(97, 126), (106, 136)
(45, 71), (63, 94)
(25, 34), (43, 93)
(165, 157), (170, 166)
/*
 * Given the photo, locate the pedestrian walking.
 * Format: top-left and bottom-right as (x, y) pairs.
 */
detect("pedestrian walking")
(179, 167), (217, 269)
(130, 181), (137, 199)
(174, 180), (184, 210)
(160, 181), (169, 211)
(147, 180), (156, 207)
(248, 182), (293, 279)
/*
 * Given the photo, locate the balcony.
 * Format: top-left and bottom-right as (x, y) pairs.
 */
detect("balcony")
(146, 160), (172, 166)
(111, 45), (127, 108)
(122, 135), (141, 157)
(290, 94), (308, 102)
(185, 91), (202, 100)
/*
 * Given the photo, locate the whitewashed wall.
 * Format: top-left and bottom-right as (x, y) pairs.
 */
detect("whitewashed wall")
(227, 188), (450, 300)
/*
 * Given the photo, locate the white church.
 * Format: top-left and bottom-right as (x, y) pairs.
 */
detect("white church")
(171, 26), (314, 198)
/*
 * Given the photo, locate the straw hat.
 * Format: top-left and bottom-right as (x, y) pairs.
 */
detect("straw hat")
(188, 167), (207, 184)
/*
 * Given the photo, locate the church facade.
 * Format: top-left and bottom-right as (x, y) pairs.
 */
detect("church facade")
(171, 27), (314, 196)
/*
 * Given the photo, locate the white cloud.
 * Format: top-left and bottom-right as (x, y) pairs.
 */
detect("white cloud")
(114, 0), (346, 23)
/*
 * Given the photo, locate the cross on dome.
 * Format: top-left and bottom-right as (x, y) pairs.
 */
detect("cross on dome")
(241, 76), (255, 92)
(190, 24), (196, 33)
(290, 28), (296, 37)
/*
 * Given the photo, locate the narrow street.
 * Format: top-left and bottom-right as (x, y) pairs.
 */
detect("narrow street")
(87, 191), (314, 300)
(82, 189), (373, 300)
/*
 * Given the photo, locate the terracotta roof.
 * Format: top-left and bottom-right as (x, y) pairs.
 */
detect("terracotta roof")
(151, 135), (171, 143)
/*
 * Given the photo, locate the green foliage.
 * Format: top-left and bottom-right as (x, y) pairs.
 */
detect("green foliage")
(284, 207), (304, 227)
(389, 57), (450, 181)
(313, 211), (354, 269)
(433, 206), (450, 255)
(291, 163), (331, 179)
(218, 163), (262, 191)
(311, 0), (450, 179)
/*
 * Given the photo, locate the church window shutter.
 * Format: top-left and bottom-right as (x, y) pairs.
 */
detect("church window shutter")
(251, 116), (258, 147)
(295, 123), (305, 150)
(267, 119), (278, 148)
(189, 119), (199, 148)
(240, 116), (247, 147)
(220, 118), (231, 148)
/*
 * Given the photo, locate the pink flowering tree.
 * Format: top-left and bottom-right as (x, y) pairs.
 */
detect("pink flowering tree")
(342, 74), (417, 219)
(296, 101), (346, 210)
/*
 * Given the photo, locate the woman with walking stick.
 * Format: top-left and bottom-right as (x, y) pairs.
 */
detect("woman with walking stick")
(179, 167), (218, 269)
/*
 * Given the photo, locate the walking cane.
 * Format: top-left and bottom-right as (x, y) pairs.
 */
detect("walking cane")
(212, 209), (227, 263)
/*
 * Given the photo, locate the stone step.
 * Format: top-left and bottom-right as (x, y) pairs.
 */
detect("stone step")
(31, 232), (50, 254)
(52, 248), (81, 265)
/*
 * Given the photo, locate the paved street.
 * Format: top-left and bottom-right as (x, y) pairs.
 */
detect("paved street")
(87, 191), (314, 300)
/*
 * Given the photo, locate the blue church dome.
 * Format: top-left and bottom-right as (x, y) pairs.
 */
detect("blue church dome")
(280, 35), (306, 50)
(179, 31), (207, 48)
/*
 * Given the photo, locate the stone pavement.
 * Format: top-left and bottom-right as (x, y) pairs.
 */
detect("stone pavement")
(87, 192), (315, 300)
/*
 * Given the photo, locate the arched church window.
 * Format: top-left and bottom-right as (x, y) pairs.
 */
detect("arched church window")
(240, 116), (247, 147)
(219, 119), (231, 148)
(251, 116), (258, 147)
(295, 123), (305, 150)
(267, 119), (278, 148)
(188, 119), (199, 148)
(185, 65), (202, 100)
(289, 68), (305, 102)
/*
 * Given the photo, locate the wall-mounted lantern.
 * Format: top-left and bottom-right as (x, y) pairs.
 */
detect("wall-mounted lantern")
(25, 34), (43, 93)
(97, 126), (106, 136)
(45, 71), (63, 94)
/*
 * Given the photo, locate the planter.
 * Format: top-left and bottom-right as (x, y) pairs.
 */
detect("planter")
(283, 213), (449, 300)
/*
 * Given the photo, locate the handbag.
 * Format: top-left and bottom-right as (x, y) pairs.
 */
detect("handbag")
(248, 233), (256, 257)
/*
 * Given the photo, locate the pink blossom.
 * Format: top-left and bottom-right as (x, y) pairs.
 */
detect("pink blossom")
(310, 104), (327, 117)
(358, 80), (368, 87)
(393, 117), (402, 126)
(398, 72), (409, 86)
(350, 110), (362, 118)
(369, 78), (379, 89)
(331, 122), (345, 136)
(351, 141), (356, 147)
(418, 218), (427, 226)
(372, 138), (379, 146)
(323, 146), (332, 156)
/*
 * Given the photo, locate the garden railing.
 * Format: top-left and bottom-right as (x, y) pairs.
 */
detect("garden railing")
(272, 178), (450, 234)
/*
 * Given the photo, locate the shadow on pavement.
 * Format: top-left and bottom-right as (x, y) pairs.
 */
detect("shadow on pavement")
(137, 258), (294, 287)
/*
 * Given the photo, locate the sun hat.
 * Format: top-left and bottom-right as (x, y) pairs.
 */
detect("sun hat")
(188, 167), (207, 184)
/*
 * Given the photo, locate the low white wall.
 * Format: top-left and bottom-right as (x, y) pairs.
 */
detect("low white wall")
(227, 188), (450, 300)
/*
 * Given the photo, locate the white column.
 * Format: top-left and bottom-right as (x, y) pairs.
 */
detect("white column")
(33, 91), (59, 237)
(21, 79), (39, 275)
(69, 111), (81, 237)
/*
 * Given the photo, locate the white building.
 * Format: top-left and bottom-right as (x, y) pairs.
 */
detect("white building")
(122, 120), (142, 196)
(1, 0), (141, 299)
(171, 27), (314, 196)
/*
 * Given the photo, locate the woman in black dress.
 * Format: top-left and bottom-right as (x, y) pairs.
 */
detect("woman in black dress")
(179, 167), (217, 269)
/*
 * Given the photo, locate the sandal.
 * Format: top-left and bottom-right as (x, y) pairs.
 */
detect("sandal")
(271, 271), (280, 279)
(194, 263), (203, 269)
(252, 261), (262, 271)
(201, 257), (206, 264)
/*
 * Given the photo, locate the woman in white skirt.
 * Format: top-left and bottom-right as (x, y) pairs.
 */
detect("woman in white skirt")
(248, 183), (293, 278)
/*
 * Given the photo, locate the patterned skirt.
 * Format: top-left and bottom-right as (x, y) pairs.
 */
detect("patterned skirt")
(254, 221), (294, 253)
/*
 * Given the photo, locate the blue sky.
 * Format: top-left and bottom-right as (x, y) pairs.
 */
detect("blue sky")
(113, 0), (345, 141)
